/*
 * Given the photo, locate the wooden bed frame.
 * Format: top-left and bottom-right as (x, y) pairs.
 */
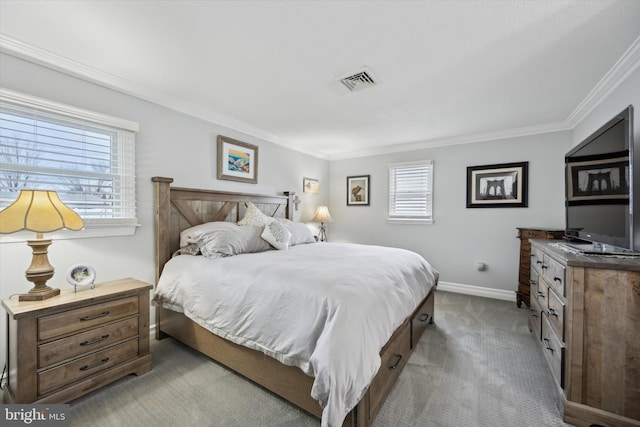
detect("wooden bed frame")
(152, 177), (436, 427)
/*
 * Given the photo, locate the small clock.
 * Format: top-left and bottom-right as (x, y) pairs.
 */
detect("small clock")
(66, 264), (96, 291)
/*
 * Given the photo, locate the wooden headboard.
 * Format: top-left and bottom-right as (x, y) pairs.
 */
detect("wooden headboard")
(152, 177), (294, 284)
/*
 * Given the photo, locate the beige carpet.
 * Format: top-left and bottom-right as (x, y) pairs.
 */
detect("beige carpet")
(68, 291), (569, 427)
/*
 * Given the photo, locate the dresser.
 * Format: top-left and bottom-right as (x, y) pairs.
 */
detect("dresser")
(2, 278), (152, 404)
(528, 240), (640, 427)
(515, 228), (564, 307)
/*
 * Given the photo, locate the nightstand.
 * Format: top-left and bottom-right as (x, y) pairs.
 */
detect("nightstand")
(2, 277), (152, 404)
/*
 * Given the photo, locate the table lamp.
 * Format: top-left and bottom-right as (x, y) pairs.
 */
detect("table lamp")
(0, 190), (84, 301)
(312, 205), (333, 242)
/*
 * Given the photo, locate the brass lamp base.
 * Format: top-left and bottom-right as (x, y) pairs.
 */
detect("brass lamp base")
(19, 237), (60, 302)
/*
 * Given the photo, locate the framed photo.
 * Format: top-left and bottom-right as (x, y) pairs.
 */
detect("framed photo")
(217, 135), (258, 184)
(566, 154), (629, 205)
(347, 175), (370, 206)
(467, 162), (528, 208)
(303, 177), (319, 194)
(66, 264), (96, 289)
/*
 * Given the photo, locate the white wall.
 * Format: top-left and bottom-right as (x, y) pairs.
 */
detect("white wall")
(329, 132), (571, 296)
(0, 54), (330, 370)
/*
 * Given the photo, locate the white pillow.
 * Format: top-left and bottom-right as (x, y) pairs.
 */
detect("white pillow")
(180, 221), (237, 248)
(238, 202), (271, 227)
(276, 218), (316, 245)
(261, 219), (292, 250)
(180, 221), (271, 259)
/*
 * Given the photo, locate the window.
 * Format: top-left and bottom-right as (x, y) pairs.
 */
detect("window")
(388, 160), (433, 224)
(0, 89), (139, 239)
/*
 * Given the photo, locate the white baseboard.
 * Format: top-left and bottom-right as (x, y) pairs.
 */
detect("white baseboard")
(437, 281), (516, 302)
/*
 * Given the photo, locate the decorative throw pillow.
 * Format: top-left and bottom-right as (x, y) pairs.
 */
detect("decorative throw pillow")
(261, 219), (292, 250)
(238, 202), (271, 227)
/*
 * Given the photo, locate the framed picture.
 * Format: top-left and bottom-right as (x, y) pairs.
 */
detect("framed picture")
(467, 162), (528, 208)
(66, 264), (96, 290)
(347, 175), (370, 206)
(566, 154), (629, 205)
(303, 177), (319, 194)
(217, 135), (258, 184)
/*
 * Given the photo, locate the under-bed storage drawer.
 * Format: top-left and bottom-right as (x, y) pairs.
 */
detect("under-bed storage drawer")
(411, 291), (434, 348)
(369, 320), (411, 420)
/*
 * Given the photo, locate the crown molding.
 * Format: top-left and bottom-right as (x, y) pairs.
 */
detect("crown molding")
(327, 121), (571, 161)
(0, 34), (328, 160)
(566, 35), (640, 127)
(2, 33), (637, 162)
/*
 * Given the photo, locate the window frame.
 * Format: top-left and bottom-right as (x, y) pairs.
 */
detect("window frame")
(0, 88), (139, 242)
(388, 159), (434, 225)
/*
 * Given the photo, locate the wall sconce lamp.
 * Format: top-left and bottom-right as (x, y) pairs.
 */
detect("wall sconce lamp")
(312, 205), (333, 242)
(0, 190), (84, 301)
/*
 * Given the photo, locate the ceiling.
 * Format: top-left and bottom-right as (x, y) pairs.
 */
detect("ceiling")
(1, 1), (639, 160)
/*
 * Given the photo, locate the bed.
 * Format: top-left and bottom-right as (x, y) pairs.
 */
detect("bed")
(151, 177), (438, 427)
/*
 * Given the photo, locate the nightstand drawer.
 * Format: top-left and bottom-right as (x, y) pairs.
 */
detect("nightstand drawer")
(38, 317), (139, 368)
(38, 338), (139, 396)
(38, 296), (139, 341)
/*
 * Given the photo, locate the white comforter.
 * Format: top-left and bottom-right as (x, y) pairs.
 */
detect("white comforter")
(153, 242), (438, 427)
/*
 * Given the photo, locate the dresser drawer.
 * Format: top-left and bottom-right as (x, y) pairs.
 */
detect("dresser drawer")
(547, 289), (565, 340)
(369, 320), (411, 418)
(38, 338), (139, 396)
(530, 246), (544, 276)
(541, 314), (564, 389)
(38, 317), (139, 368)
(543, 255), (566, 297)
(528, 293), (542, 340)
(529, 273), (541, 305)
(534, 275), (549, 306)
(38, 296), (139, 341)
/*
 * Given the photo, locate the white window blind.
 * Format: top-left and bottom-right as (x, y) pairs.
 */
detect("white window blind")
(388, 160), (433, 224)
(0, 89), (139, 237)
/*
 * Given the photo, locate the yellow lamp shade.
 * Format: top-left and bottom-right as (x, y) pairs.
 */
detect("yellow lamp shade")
(0, 190), (84, 234)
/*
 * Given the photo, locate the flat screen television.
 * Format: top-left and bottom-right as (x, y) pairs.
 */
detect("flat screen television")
(564, 105), (637, 254)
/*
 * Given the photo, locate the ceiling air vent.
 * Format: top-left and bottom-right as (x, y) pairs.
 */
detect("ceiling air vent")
(340, 70), (377, 92)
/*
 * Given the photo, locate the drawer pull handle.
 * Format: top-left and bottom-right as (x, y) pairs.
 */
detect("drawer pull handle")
(548, 308), (558, 318)
(389, 354), (402, 370)
(80, 334), (110, 347)
(418, 313), (431, 323)
(542, 338), (554, 353)
(79, 357), (109, 371)
(541, 265), (548, 270)
(537, 291), (545, 299)
(79, 311), (110, 321)
(536, 260), (542, 265)
(529, 280), (536, 285)
(553, 277), (562, 283)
